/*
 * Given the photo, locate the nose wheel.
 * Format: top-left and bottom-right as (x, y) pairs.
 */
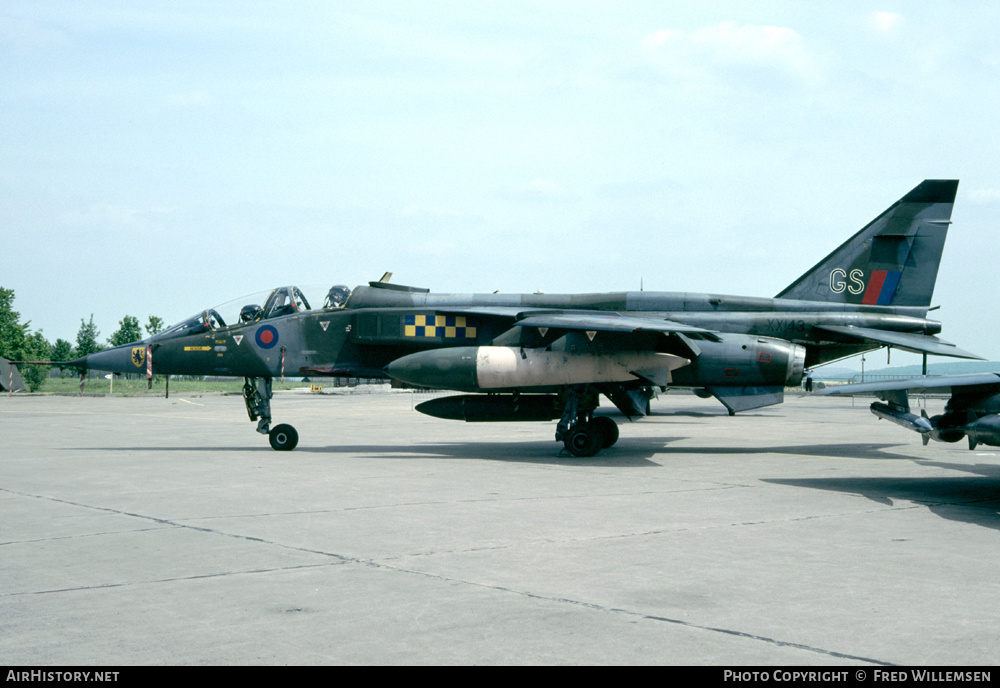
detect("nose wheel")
(268, 424), (299, 451)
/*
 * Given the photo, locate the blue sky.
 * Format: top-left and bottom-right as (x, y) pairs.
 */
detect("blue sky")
(3, 2), (998, 369)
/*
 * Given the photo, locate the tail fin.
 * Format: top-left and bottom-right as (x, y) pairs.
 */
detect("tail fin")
(776, 180), (958, 309)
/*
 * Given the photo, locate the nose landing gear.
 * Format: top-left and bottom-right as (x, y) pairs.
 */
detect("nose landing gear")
(268, 423), (299, 451)
(244, 376), (299, 451)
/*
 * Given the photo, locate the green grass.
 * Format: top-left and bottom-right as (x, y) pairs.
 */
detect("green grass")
(28, 376), (321, 396)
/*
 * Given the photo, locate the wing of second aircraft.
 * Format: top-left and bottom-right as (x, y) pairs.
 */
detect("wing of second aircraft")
(816, 372), (1000, 397)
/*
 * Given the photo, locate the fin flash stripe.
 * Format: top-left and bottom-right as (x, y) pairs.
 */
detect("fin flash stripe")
(862, 270), (902, 305)
(404, 314), (477, 339)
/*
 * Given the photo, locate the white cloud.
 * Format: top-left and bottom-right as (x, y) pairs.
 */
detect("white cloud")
(61, 204), (141, 227)
(163, 90), (215, 110)
(520, 178), (570, 198)
(873, 12), (904, 32)
(0, 13), (68, 55)
(966, 188), (1000, 204)
(399, 204), (467, 219)
(641, 21), (814, 81)
(497, 178), (575, 203)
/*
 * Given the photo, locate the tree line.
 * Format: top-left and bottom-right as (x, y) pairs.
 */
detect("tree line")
(1, 286), (165, 392)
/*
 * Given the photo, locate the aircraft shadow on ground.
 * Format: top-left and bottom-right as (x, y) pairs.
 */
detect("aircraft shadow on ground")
(71, 440), (1000, 525)
(648, 442), (916, 461)
(302, 440), (680, 466)
(323, 439), (909, 465)
(69, 441), (681, 466)
(73, 438), (920, 467)
(765, 463), (1000, 531)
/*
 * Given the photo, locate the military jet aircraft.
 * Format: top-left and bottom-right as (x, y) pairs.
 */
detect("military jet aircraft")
(816, 374), (1000, 450)
(44, 179), (978, 455)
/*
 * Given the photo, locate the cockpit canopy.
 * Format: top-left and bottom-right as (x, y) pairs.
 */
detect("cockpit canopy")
(151, 284), (352, 342)
(261, 286), (311, 320)
(152, 309), (228, 341)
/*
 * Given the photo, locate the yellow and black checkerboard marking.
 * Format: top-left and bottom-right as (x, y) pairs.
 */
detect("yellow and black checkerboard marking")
(404, 314), (476, 339)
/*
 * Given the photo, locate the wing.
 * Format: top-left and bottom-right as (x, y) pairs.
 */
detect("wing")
(434, 308), (720, 414)
(434, 309), (800, 414)
(436, 307), (721, 339)
(512, 313), (723, 388)
(437, 308), (721, 362)
(816, 372), (1000, 449)
(511, 313), (721, 340)
(816, 372), (1000, 397)
(813, 325), (983, 360)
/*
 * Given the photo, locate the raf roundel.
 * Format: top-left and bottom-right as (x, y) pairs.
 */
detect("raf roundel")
(255, 325), (279, 349)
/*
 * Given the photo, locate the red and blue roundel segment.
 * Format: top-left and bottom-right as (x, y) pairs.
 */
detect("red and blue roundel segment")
(255, 325), (279, 349)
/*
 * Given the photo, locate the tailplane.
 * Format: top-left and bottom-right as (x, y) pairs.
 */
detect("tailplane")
(776, 180), (958, 309)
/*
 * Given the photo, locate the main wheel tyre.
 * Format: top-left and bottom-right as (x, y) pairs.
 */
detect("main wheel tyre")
(591, 416), (619, 448)
(564, 423), (605, 457)
(269, 424), (299, 451)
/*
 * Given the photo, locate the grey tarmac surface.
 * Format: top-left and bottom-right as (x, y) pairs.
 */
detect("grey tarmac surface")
(1, 388), (999, 666)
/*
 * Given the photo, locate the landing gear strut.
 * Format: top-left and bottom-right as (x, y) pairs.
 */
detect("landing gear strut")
(556, 385), (618, 457)
(243, 376), (298, 451)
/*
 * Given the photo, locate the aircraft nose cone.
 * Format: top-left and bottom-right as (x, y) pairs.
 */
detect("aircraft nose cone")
(82, 344), (148, 375)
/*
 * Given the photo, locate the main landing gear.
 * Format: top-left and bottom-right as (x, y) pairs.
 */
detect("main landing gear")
(556, 385), (619, 458)
(243, 376), (299, 451)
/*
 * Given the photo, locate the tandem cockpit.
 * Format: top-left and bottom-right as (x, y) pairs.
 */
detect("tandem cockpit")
(150, 284), (353, 342)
